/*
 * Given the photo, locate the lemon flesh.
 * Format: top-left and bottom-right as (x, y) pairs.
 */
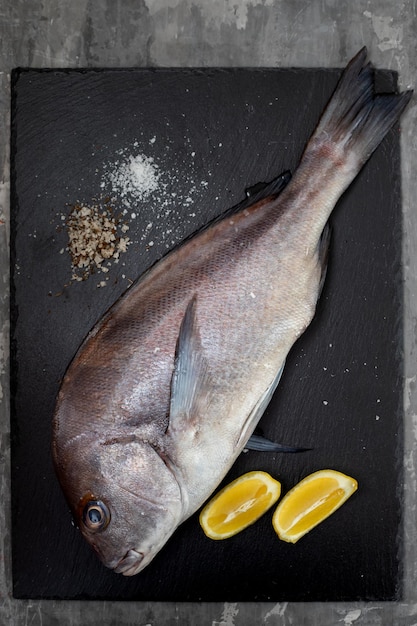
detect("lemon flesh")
(272, 469), (358, 543)
(199, 471), (281, 540)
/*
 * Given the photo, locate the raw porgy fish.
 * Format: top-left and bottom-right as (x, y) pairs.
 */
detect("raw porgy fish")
(52, 49), (412, 576)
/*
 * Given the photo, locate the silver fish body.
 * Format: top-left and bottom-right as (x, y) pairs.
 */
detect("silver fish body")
(52, 49), (412, 576)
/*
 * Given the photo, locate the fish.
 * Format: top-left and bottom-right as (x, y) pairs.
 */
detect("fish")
(51, 48), (412, 576)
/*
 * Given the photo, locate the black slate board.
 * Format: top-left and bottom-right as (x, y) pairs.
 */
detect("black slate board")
(10, 66), (404, 601)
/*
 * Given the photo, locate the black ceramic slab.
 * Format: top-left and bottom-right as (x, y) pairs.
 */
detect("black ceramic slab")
(11, 65), (404, 601)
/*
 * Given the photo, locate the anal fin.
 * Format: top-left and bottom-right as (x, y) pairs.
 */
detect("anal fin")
(318, 222), (331, 298)
(236, 360), (286, 450)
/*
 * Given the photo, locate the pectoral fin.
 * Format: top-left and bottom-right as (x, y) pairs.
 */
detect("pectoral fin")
(167, 296), (212, 435)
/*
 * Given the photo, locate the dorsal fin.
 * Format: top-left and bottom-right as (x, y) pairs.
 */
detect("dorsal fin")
(173, 170), (292, 250)
(244, 171), (292, 207)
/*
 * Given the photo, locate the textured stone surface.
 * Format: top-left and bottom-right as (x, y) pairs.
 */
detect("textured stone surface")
(1, 0), (417, 623)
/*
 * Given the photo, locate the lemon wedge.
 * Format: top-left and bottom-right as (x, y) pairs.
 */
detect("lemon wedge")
(199, 471), (282, 540)
(272, 469), (358, 543)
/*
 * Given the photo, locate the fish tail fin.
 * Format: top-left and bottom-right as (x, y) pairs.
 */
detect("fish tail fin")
(306, 47), (412, 171)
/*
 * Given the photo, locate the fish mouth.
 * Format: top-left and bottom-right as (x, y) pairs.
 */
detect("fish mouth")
(113, 549), (145, 576)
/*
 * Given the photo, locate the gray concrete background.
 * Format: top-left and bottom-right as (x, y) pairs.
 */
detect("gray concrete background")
(1, 1), (416, 624)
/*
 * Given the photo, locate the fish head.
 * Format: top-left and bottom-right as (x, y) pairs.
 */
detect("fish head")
(53, 433), (184, 576)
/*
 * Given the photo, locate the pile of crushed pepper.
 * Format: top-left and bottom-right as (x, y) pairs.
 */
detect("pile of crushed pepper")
(64, 201), (130, 283)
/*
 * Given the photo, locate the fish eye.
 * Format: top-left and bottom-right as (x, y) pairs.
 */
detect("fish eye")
(82, 500), (110, 532)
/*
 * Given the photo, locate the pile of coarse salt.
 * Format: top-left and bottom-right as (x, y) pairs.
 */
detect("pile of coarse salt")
(102, 152), (160, 207)
(64, 201), (130, 283)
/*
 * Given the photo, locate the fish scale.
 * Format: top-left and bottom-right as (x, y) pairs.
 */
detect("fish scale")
(52, 48), (412, 576)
